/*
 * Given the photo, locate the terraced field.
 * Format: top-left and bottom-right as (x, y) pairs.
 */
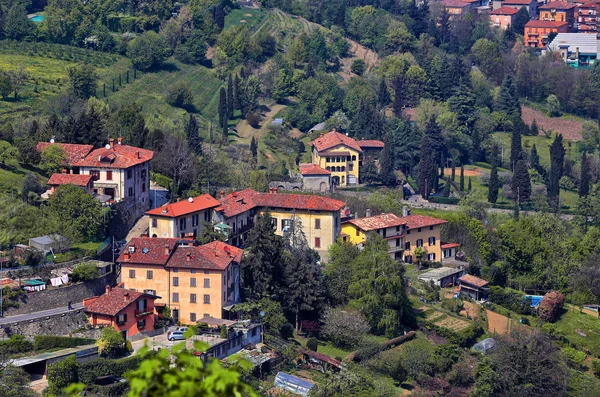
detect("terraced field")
(253, 9), (321, 49)
(417, 306), (471, 332)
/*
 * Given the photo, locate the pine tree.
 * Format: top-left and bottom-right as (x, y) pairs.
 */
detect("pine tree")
(510, 120), (523, 171)
(218, 87), (227, 128)
(250, 136), (258, 159)
(391, 74), (405, 116)
(378, 78), (390, 108)
(497, 75), (521, 117)
(233, 75), (241, 111)
(512, 159), (532, 203)
(379, 133), (396, 185)
(579, 151), (591, 197)
(548, 134), (565, 210)
(459, 165), (465, 191)
(440, 155), (445, 177)
(488, 148), (500, 204)
(227, 75), (234, 120)
(185, 114), (201, 155)
(468, 177), (472, 192)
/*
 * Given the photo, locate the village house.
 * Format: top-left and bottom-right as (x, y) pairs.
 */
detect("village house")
(118, 237), (242, 325)
(441, 0), (477, 17)
(83, 285), (159, 340)
(341, 213), (407, 261)
(576, 2), (600, 32)
(146, 194), (221, 238)
(308, 130), (383, 187)
(540, 1), (577, 31)
(298, 163), (331, 192)
(524, 20), (569, 47)
(494, 0), (537, 18)
(459, 274), (489, 300)
(37, 138), (153, 218)
(490, 6), (519, 29)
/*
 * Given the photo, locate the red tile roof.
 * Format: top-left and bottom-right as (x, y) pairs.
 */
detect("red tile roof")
(357, 139), (384, 149)
(441, 0), (470, 7)
(47, 173), (92, 187)
(580, 1), (600, 7)
(525, 20), (568, 28)
(402, 215), (448, 229)
(309, 131), (363, 154)
(299, 163), (331, 176)
(254, 193), (346, 212)
(146, 194), (221, 218)
(502, 0), (534, 4)
(37, 142), (93, 165)
(441, 242), (461, 249)
(346, 213), (405, 231)
(216, 189), (261, 218)
(460, 274), (489, 288)
(84, 287), (156, 317)
(166, 241), (243, 271)
(491, 6), (520, 14)
(117, 237), (185, 265)
(540, 1), (576, 9)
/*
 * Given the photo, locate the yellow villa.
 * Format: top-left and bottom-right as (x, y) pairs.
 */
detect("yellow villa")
(308, 130), (383, 186)
(146, 194), (221, 238)
(117, 237), (242, 325)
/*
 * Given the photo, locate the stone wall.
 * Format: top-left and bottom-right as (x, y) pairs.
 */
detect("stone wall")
(0, 310), (91, 338)
(4, 273), (117, 316)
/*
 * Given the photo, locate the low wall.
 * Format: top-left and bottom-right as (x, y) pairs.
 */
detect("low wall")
(0, 310), (90, 338)
(4, 273), (117, 316)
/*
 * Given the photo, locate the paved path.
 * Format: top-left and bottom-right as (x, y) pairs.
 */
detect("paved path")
(126, 215), (149, 241)
(0, 303), (83, 326)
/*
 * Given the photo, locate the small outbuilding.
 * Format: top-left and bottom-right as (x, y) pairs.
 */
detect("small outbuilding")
(28, 234), (70, 256)
(459, 274), (489, 301)
(274, 372), (315, 396)
(418, 267), (465, 288)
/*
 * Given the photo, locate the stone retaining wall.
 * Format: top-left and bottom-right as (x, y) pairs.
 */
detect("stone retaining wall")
(0, 310), (89, 338)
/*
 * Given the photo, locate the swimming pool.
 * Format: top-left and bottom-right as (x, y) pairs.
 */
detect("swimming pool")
(31, 15), (44, 23)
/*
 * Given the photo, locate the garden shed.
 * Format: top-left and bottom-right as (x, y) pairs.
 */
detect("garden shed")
(29, 234), (70, 255)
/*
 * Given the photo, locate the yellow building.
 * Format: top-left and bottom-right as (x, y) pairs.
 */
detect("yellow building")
(216, 189), (346, 258)
(308, 130), (383, 186)
(118, 237), (242, 325)
(342, 211), (448, 263)
(146, 194), (221, 238)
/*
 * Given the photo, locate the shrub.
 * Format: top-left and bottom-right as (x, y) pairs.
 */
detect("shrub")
(125, 340), (133, 352)
(47, 355), (79, 395)
(0, 334), (33, 354)
(220, 326), (227, 339)
(280, 323), (294, 339)
(322, 307), (370, 348)
(127, 31), (170, 71)
(77, 355), (146, 385)
(351, 59), (365, 75)
(164, 81), (194, 108)
(71, 262), (100, 282)
(34, 335), (94, 351)
(538, 290), (565, 323)
(561, 347), (587, 370)
(97, 327), (125, 358)
(246, 111), (260, 128)
(306, 337), (318, 352)
(592, 360), (600, 378)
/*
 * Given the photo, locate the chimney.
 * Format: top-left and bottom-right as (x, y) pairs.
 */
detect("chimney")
(402, 206), (410, 217)
(332, 128), (336, 132)
(354, 212), (358, 220)
(164, 245), (170, 255)
(136, 151), (140, 159)
(109, 138), (114, 147)
(220, 190), (225, 199)
(177, 198), (180, 202)
(117, 137), (122, 145)
(232, 191), (238, 198)
(124, 252), (130, 260)
(186, 252), (191, 261)
(105, 285), (111, 294)
(273, 187), (278, 194)
(576, 46), (580, 60)
(124, 292), (129, 302)
(366, 209), (372, 218)
(61, 169), (67, 174)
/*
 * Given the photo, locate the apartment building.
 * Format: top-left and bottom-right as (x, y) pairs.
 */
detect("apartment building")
(146, 194), (221, 238)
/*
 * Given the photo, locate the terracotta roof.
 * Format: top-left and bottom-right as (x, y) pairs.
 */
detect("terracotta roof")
(84, 287), (156, 317)
(146, 194), (221, 218)
(37, 142), (93, 165)
(441, 242), (461, 249)
(254, 193), (346, 212)
(502, 0), (533, 4)
(166, 241), (242, 271)
(402, 215), (448, 229)
(117, 237), (186, 265)
(309, 131), (363, 153)
(580, 1), (600, 7)
(299, 163), (331, 176)
(357, 139), (384, 149)
(76, 145), (153, 168)
(47, 173), (92, 187)
(540, 1), (576, 9)
(441, 0), (470, 7)
(300, 349), (342, 368)
(460, 274), (489, 288)
(346, 213), (405, 231)
(525, 20), (568, 28)
(491, 6), (520, 14)
(216, 189), (261, 218)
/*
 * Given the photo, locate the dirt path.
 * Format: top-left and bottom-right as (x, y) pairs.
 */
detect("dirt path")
(442, 167), (482, 177)
(339, 39), (379, 81)
(486, 310), (513, 335)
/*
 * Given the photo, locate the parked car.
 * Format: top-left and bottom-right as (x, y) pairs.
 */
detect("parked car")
(168, 331), (185, 341)
(177, 326), (188, 333)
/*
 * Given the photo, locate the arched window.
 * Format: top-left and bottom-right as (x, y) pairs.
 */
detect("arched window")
(352, 155), (356, 161)
(341, 166), (345, 172)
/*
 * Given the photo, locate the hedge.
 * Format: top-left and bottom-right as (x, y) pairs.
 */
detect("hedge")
(421, 321), (483, 347)
(77, 354), (152, 385)
(428, 196), (460, 205)
(0, 334), (33, 354)
(34, 335), (95, 351)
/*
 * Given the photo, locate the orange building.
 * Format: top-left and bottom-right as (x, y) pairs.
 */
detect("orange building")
(490, 6), (519, 29)
(539, 1), (577, 31)
(83, 285), (159, 339)
(118, 237), (243, 325)
(524, 20), (569, 47)
(577, 1), (600, 32)
(46, 171), (94, 196)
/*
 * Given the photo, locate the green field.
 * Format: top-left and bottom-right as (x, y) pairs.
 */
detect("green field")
(224, 8), (269, 31)
(253, 9), (321, 48)
(554, 308), (600, 357)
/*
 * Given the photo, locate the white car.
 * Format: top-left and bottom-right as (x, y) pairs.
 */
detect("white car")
(168, 331), (185, 341)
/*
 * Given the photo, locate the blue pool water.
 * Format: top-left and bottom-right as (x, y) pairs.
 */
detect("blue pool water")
(31, 15), (44, 23)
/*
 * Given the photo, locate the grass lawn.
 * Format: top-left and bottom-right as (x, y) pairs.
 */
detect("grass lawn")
(53, 241), (102, 263)
(554, 308), (600, 357)
(225, 8), (268, 31)
(0, 160), (47, 196)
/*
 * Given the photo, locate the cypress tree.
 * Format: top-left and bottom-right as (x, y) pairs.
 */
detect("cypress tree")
(417, 117), (440, 199)
(379, 133), (396, 185)
(468, 177), (472, 192)
(510, 120), (523, 172)
(218, 87), (227, 128)
(119, 74), (122, 87)
(579, 151), (591, 197)
(378, 78), (390, 108)
(126, 70), (129, 84)
(459, 165), (465, 191)
(103, 83), (106, 97)
(112, 79), (115, 92)
(434, 169), (439, 192)
(185, 114), (201, 155)
(488, 148), (499, 204)
(442, 178), (451, 197)
(451, 162), (456, 181)
(531, 119), (539, 136)
(391, 74), (404, 117)
(250, 136), (258, 159)
(512, 159), (531, 203)
(233, 75), (241, 111)
(227, 74), (234, 120)
(548, 134), (565, 210)
(440, 155), (445, 177)
(222, 120), (228, 143)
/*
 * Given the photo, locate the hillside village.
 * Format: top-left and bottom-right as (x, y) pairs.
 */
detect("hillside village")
(3, 0), (600, 396)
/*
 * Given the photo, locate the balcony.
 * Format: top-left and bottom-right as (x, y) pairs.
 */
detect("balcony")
(388, 245), (404, 253)
(135, 309), (152, 317)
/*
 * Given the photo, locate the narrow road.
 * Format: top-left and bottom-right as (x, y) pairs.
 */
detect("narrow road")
(0, 303), (84, 326)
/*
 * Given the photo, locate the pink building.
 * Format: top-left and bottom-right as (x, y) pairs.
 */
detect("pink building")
(491, 6), (519, 29)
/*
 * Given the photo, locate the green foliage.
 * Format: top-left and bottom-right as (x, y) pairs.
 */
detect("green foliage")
(561, 347), (587, 369)
(307, 337), (318, 351)
(127, 31), (170, 71)
(488, 286), (531, 315)
(70, 262), (100, 282)
(40, 144), (67, 175)
(164, 81), (194, 108)
(351, 59), (365, 76)
(76, 354), (147, 385)
(0, 140), (18, 165)
(592, 359), (600, 377)
(34, 336), (94, 352)
(0, 334), (34, 355)
(47, 355), (79, 396)
(4, 4), (35, 41)
(512, 159), (532, 203)
(67, 63), (99, 99)
(0, 366), (37, 397)
(96, 327), (125, 358)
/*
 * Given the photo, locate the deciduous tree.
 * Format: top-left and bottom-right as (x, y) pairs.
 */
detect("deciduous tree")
(67, 63), (99, 99)
(127, 31), (170, 71)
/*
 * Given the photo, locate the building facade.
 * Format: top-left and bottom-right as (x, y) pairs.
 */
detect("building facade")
(577, 2), (600, 32)
(341, 213), (407, 261)
(494, 0), (537, 18)
(540, 2), (577, 31)
(490, 6), (519, 29)
(299, 163), (331, 192)
(146, 194), (221, 238)
(525, 20), (569, 47)
(117, 237), (242, 325)
(46, 172), (94, 196)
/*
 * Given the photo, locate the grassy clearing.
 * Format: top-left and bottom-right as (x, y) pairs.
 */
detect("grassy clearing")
(254, 9), (320, 48)
(224, 8), (268, 31)
(492, 132), (580, 169)
(554, 308), (600, 357)
(0, 160), (46, 196)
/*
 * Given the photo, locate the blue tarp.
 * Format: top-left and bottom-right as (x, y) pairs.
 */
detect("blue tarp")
(274, 372), (315, 396)
(525, 295), (544, 308)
